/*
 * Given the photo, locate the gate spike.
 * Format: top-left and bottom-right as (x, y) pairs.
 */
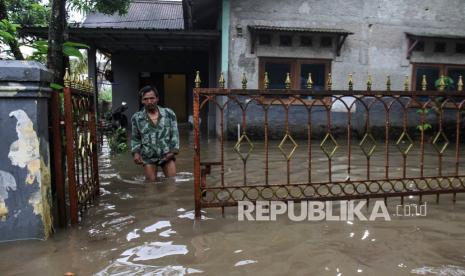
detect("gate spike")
(458, 75), (463, 91)
(64, 68), (70, 87)
(348, 74), (353, 91)
(386, 75), (391, 91)
(241, 73), (248, 89)
(219, 72), (225, 88)
(194, 71), (201, 88)
(404, 75), (409, 91)
(327, 73), (332, 91)
(285, 72), (291, 89)
(438, 75), (446, 91)
(264, 72), (270, 89)
(367, 74), (372, 91)
(421, 75), (427, 91)
(306, 73), (313, 89)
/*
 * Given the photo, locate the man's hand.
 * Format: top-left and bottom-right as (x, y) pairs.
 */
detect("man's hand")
(133, 152), (143, 165)
(163, 152), (175, 162)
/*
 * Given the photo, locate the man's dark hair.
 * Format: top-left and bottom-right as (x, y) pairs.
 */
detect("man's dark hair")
(139, 85), (159, 99)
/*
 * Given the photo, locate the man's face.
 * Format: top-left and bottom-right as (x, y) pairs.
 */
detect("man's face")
(142, 91), (158, 111)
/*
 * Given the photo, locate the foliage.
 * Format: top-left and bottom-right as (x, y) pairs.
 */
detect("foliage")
(108, 127), (128, 154)
(0, 18), (19, 54)
(27, 39), (88, 62)
(5, 0), (50, 26)
(415, 108), (432, 132)
(435, 76), (454, 90)
(99, 86), (112, 103)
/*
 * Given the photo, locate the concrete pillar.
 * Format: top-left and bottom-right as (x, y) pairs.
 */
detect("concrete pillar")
(0, 61), (53, 241)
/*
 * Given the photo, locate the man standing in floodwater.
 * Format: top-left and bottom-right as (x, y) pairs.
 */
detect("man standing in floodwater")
(131, 85), (179, 181)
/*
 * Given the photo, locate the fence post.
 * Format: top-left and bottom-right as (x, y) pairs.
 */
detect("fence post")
(63, 84), (78, 225)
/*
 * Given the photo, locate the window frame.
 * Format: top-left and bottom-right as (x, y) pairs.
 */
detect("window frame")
(258, 57), (332, 105)
(412, 63), (465, 90)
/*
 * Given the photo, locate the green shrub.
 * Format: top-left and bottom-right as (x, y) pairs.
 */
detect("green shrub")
(108, 127), (128, 154)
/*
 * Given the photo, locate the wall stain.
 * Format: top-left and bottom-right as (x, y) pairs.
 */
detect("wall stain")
(8, 110), (40, 185)
(8, 110), (52, 238)
(0, 170), (17, 221)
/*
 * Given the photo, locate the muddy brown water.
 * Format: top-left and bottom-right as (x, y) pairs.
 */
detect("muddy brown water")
(1, 131), (465, 276)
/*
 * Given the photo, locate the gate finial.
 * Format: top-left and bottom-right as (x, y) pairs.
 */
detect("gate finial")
(458, 75), (463, 91)
(306, 73), (313, 89)
(438, 75), (446, 91)
(241, 73), (248, 89)
(367, 74), (372, 91)
(219, 72), (225, 88)
(421, 75), (427, 91)
(195, 71), (201, 88)
(348, 73), (353, 91)
(404, 75), (409, 91)
(327, 73), (332, 91)
(386, 75), (391, 91)
(264, 72), (269, 89)
(285, 72), (291, 89)
(64, 68), (70, 87)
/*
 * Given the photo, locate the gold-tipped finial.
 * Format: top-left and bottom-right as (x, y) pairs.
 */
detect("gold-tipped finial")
(84, 77), (90, 92)
(70, 73), (77, 89)
(458, 75), (463, 92)
(264, 72), (270, 89)
(194, 71), (201, 88)
(367, 74), (372, 91)
(421, 75), (427, 91)
(348, 73), (353, 90)
(404, 75), (409, 91)
(285, 72), (291, 89)
(438, 75), (446, 91)
(327, 73), (332, 91)
(219, 72), (225, 88)
(64, 68), (70, 87)
(306, 73), (313, 89)
(241, 73), (248, 89)
(386, 75), (391, 91)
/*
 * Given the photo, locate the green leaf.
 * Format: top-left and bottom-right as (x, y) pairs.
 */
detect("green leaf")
(0, 30), (15, 42)
(50, 83), (64, 90)
(63, 45), (83, 59)
(64, 41), (89, 49)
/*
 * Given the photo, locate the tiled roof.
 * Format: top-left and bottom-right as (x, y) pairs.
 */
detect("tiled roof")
(82, 0), (183, 29)
(248, 25), (353, 35)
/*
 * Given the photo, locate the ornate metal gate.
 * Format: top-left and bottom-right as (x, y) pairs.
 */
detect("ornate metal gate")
(51, 69), (99, 225)
(193, 72), (465, 218)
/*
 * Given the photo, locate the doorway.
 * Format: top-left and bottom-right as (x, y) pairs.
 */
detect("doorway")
(139, 73), (187, 122)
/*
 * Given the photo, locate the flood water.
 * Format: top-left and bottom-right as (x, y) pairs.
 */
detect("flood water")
(2, 129), (465, 275)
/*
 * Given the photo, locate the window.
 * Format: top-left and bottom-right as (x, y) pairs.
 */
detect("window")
(259, 58), (331, 104)
(320, 36), (333, 48)
(434, 42), (446, 53)
(300, 36), (313, 47)
(412, 63), (465, 90)
(279, 35), (292, 46)
(413, 41), (425, 52)
(259, 34), (271, 45)
(456, 43), (465, 54)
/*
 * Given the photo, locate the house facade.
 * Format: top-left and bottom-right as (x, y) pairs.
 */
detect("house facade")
(25, 0), (465, 138)
(221, 0), (465, 138)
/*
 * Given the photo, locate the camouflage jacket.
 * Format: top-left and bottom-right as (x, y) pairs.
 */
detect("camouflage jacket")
(131, 106), (179, 162)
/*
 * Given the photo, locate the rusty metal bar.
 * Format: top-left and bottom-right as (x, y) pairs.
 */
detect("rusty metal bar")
(64, 86), (78, 225)
(193, 88), (201, 218)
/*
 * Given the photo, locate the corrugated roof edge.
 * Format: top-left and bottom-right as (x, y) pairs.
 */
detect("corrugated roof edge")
(248, 25), (354, 35)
